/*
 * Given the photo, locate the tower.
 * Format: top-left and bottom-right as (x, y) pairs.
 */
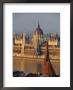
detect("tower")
(33, 22), (43, 48)
(21, 33), (25, 55)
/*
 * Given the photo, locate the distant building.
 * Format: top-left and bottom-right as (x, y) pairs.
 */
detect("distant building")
(13, 23), (60, 77)
(32, 23), (43, 47)
(48, 33), (60, 46)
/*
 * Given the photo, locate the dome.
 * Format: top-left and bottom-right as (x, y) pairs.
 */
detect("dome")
(34, 23), (43, 35)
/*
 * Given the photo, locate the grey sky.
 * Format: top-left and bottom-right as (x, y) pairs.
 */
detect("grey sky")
(13, 13), (60, 35)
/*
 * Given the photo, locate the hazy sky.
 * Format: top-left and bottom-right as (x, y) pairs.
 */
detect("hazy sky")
(13, 13), (60, 35)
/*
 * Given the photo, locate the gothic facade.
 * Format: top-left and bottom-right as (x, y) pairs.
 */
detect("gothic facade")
(13, 24), (60, 77)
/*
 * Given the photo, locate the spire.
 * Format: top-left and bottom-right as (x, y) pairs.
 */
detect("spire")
(38, 20), (40, 28)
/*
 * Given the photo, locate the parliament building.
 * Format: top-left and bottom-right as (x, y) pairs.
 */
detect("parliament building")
(13, 23), (60, 77)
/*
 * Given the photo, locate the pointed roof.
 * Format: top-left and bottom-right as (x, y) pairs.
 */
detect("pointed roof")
(34, 22), (43, 35)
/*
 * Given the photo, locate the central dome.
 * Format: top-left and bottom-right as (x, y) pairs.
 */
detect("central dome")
(34, 23), (43, 35)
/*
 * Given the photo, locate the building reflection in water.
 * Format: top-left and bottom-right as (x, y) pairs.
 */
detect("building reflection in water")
(13, 23), (60, 77)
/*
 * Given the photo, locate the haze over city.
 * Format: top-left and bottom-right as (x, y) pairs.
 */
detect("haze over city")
(13, 13), (60, 77)
(13, 13), (60, 35)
